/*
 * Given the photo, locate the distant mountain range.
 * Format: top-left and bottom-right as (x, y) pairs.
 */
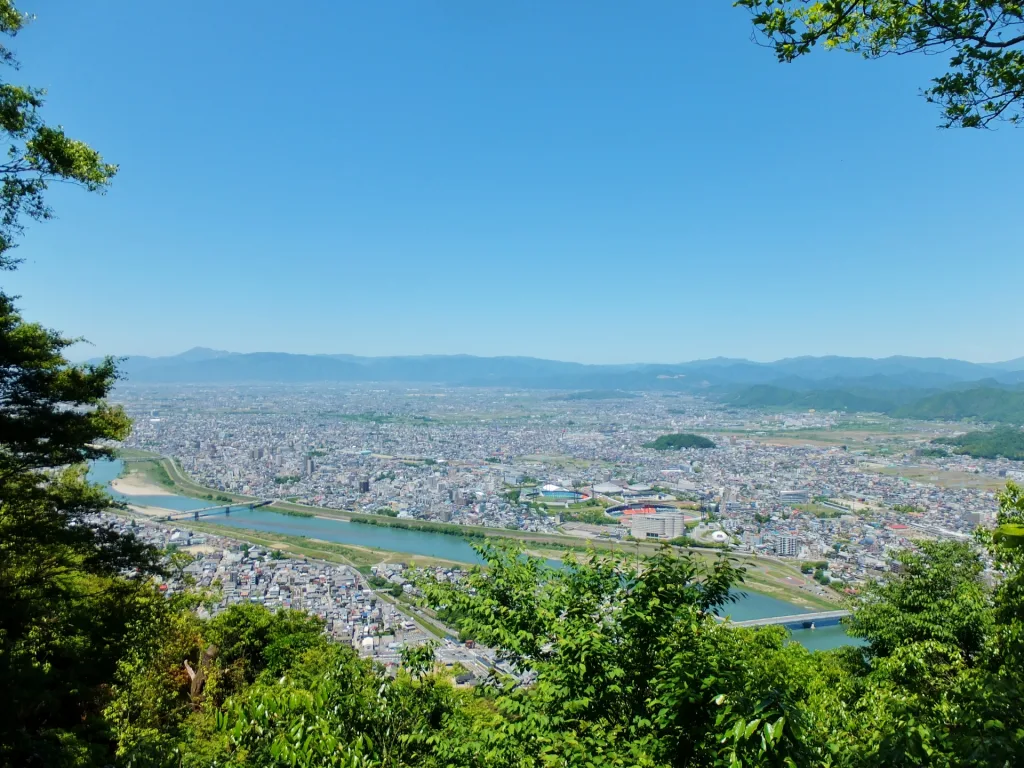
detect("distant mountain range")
(100, 348), (1024, 423)
(104, 348), (1024, 391)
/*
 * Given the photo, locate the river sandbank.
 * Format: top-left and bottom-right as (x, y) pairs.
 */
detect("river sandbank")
(112, 476), (175, 496)
(125, 502), (177, 517)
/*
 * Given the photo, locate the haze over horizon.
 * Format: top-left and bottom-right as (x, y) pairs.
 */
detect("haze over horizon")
(110, 345), (1024, 367)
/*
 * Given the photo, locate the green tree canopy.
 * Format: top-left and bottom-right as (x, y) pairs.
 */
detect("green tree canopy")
(737, 0), (1024, 128)
(0, 2), (154, 764)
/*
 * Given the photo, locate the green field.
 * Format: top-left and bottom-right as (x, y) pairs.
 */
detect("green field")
(793, 502), (846, 519)
(121, 458), (176, 489)
(116, 447), (164, 460)
(869, 464), (1007, 491)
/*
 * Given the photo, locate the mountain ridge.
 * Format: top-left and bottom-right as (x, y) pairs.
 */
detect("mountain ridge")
(100, 349), (1024, 391)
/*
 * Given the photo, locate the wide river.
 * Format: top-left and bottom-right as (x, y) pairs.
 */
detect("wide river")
(90, 460), (856, 651)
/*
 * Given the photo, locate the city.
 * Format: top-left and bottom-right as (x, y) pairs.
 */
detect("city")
(112, 382), (1003, 594)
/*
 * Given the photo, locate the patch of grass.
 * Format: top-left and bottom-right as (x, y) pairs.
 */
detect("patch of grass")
(122, 459), (176, 489)
(116, 447), (163, 460)
(793, 503), (845, 519)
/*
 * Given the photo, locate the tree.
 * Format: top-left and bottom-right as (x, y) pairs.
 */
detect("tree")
(0, 3), (150, 765)
(736, 0), (1024, 128)
(418, 541), (828, 767)
(0, 3), (117, 269)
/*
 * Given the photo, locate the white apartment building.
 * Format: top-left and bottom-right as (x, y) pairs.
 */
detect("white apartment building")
(774, 534), (800, 557)
(633, 513), (687, 540)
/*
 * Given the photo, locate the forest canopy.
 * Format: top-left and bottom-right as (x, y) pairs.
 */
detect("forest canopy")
(934, 426), (1024, 460)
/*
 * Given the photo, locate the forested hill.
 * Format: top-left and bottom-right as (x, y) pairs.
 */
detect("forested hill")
(725, 385), (900, 413)
(725, 385), (1024, 424)
(934, 427), (1024, 461)
(644, 433), (717, 450)
(892, 389), (1024, 423)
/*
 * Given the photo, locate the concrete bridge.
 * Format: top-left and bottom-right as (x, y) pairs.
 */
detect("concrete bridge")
(161, 500), (274, 522)
(729, 609), (850, 629)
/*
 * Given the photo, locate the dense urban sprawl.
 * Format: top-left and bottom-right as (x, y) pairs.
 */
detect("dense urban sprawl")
(114, 384), (1010, 587)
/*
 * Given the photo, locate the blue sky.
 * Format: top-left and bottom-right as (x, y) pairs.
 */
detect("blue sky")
(6, 0), (1023, 363)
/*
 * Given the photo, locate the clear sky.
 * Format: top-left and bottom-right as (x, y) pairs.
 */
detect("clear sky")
(5, 0), (1023, 364)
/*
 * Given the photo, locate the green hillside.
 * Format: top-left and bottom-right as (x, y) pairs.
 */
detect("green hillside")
(893, 388), (1024, 423)
(726, 385), (895, 413)
(645, 433), (716, 450)
(933, 426), (1024, 460)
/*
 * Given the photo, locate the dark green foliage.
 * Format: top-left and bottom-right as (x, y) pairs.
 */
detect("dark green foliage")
(801, 560), (829, 573)
(368, 573), (404, 597)
(645, 433), (717, 450)
(666, 535), (698, 547)
(207, 604), (328, 686)
(20, 501), (1024, 768)
(0, 4), (156, 763)
(375, 506), (399, 517)
(418, 542), (827, 766)
(560, 505), (617, 525)
(934, 426), (1024, 460)
(106, 601), (464, 768)
(848, 541), (989, 659)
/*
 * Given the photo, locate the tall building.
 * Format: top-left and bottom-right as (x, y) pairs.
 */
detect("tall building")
(774, 534), (800, 557)
(358, 478), (370, 493)
(304, 456), (315, 476)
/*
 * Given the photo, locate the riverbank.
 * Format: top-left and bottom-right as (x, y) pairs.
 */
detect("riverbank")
(113, 456), (838, 610)
(128, 513), (470, 571)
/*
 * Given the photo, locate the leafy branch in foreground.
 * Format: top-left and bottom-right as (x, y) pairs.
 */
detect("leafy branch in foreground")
(736, 0), (1024, 128)
(0, 1), (117, 269)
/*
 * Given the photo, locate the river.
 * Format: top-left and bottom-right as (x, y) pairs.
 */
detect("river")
(90, 460), (858, 648)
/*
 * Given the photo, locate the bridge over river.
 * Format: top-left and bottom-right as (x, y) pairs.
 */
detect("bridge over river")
(729, 609), (850, 629)
(160, 500), (274, 522)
